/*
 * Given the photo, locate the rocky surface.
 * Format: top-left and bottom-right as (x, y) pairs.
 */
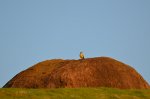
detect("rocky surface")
(3, 57), (150, 89)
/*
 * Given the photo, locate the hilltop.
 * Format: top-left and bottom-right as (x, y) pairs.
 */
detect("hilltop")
(3, 57), (150, 89)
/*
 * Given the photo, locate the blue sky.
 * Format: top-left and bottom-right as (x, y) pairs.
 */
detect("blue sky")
(0, 0), (150, 87)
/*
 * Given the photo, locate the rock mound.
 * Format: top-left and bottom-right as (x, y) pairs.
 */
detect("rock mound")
(3, 57), (150, 89)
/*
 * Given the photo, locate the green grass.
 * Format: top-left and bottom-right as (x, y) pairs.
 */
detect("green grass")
(0, 87), (150, 99)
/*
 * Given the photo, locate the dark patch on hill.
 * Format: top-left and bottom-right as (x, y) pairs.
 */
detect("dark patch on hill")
(3, 57), (150, 89)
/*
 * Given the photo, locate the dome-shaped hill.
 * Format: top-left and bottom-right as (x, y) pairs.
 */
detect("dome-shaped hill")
(3, 57), (150, 89)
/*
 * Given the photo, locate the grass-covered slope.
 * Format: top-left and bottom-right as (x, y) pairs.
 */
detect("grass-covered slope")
(0, 88), (150, 99)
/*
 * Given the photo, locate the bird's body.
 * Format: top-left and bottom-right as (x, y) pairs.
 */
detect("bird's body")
(80, 52), (85, 59)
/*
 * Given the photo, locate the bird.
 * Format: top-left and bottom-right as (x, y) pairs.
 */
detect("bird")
(79, 51), (85, 59)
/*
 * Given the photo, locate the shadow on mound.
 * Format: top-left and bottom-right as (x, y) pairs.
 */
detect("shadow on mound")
(3, 57), (150, 89)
